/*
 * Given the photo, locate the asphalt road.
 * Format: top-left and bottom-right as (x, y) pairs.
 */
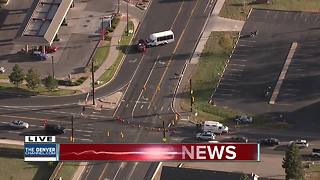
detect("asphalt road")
(81, 0), (215, 179)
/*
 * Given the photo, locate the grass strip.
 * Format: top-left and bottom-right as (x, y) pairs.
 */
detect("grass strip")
(181, 32), (239, 123)
(55, 162), (80, 180)
(98, 21), (134, 84)
(220, 0), (320, 21)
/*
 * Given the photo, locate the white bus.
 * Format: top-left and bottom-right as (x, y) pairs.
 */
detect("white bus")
(146, 30), (174, 47)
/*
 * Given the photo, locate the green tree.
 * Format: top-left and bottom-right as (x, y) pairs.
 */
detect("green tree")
(25, 68), (40, 90)
(44, 75), (58, 91)
(9, 64), (24, 87)
(282, 144), (304, 180)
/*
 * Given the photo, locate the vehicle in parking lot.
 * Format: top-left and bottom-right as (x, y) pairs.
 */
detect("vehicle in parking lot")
(0, 66), (5, 73)
(229, 136), (248, 143)
(45, 124), (65, 134)
(312, 149), (320, 157)
(259, 138), (279, 146)
(234, 115), (253, 124)
(8, 120), (29, 129)
(32, 51), (48, 60)
(289, 140), (309, 148)
(196, 131), (216, 141)
(38, 46), (57, 53)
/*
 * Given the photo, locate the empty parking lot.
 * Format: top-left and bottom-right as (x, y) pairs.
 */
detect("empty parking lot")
(211, 9), (320, 131)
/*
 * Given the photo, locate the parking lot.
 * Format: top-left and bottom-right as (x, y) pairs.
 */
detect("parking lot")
(212, 9), (320, 131)
(0, 0), (108, 78)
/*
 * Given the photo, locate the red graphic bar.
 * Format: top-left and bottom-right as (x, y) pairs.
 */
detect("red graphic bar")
(59, 144), (260, 161)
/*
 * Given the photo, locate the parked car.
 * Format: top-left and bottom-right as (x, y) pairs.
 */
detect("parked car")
(259, 138), (280, 146)
(289, 140), (309, 148)
(196, 131), (216, 141)
(32, 51), (48, 60)
(137, 39), (147, 52)
(234, 115), (253, 124)
(229, 136), (249, 143)
(8, 120), (29, 129)
(45, 124), (65, 134)
(0, 66), (5, 73)
(38, 46), (57, 53)
(312, 148), (320, 157)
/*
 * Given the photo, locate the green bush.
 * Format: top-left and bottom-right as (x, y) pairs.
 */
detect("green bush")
(107, 27), (114, 32)
(105, 35), (112, 41)
(76, 77), (87, 84)
(111, 17), (120, 29)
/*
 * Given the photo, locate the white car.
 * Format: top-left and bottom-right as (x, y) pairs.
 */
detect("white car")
(9, 120), (29, 129)
(0, 67), (5, 73)
(196, 131), (216, 141)
(289, 140), (309, 148)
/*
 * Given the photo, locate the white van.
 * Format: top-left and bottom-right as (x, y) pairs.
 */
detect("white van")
(202, 121), (229, 134)
(146, 30), (174, 46)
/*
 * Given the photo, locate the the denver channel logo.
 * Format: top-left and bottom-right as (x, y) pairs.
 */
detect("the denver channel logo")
(24, 136), (59, 161)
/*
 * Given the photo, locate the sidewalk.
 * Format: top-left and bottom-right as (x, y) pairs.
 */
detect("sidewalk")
(0, 139), (23, 146)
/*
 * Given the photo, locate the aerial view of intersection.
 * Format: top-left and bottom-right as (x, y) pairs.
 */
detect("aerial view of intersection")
(0, 0), (320, 180)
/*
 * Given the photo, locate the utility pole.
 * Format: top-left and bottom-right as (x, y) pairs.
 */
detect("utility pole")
(126, 0), (129, 35)
(91, 60), (95, 105)
(117, 0), (120, 14)
(162, 120), (166, 143)
(101, 17), (104, 42)
(51, 56), (55, 79)
(190, 78), (193, 112)
(71, 115), (74, 143)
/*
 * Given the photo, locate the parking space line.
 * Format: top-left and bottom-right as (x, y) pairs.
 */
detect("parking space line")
(270, 42), (297, 104)
(229, 63), (246, 67)
(229, 68), (244, 72)
(217, 88), (239, 92)
(232, 59), (247, 62)
(214, 93), (233, 96)
(221, 78), (238, 81)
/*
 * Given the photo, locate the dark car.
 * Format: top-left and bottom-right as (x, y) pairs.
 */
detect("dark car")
(31, 51), (48, 60)
(230, 136), (248, 143)
(137, 39), (147, 52)
(259, 138), (280, 146)
(45, 124), (65, 134)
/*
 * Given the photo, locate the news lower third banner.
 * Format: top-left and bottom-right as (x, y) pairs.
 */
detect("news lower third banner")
(24, 136), (260, 161)
(59, 144), (260, 161)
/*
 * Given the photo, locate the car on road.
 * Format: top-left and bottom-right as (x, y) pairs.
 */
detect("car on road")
(259, 138), (280, 146)
(289, 140), (309, 148)
(196, 131), (215, 141)
(202, 121), (229, 134)
(229, 136), (249, 143)
(137, 39), (147, 52)
(234, 115), (253, 124)
(312, 148), (320, 157)
(8, 120), (29, 129)
(45, 124), (65, 134)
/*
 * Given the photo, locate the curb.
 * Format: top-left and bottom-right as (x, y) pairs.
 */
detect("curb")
(72, 162), (88, 180)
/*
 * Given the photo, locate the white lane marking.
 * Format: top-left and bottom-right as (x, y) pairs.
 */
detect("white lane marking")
(229, 63), (246, 67)
(113, 162), (126, 180)
(140, 105), (144, 109)
(7, 131), (20, 134)
(83, 134), (91, 137)
(132, 55), (159, 118)
(128, 162), (139, 180)
(229, 68), (244, 72)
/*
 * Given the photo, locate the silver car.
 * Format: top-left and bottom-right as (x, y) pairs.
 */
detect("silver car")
(196, 131), (216, 141)
(289, 140), (309, 148)
(9, 120), (29, 129)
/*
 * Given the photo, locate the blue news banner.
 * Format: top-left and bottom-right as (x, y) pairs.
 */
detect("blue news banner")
(24, 143), (59, 161)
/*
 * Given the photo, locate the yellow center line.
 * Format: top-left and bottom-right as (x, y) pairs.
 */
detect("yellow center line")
(149, 0), (200, 108)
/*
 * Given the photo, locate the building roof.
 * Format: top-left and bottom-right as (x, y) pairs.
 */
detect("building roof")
(15, 0), (73, 46)
(160, 166), (272, 180)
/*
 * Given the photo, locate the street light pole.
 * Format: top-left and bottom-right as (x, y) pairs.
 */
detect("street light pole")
(71, 115), (74, 143)
(101, 17), (104, 42)
(126, 0), (129, 35)
(51, 56), (55, 78)
(117, 0), (120, 14)
(91, 60), (95, 105)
